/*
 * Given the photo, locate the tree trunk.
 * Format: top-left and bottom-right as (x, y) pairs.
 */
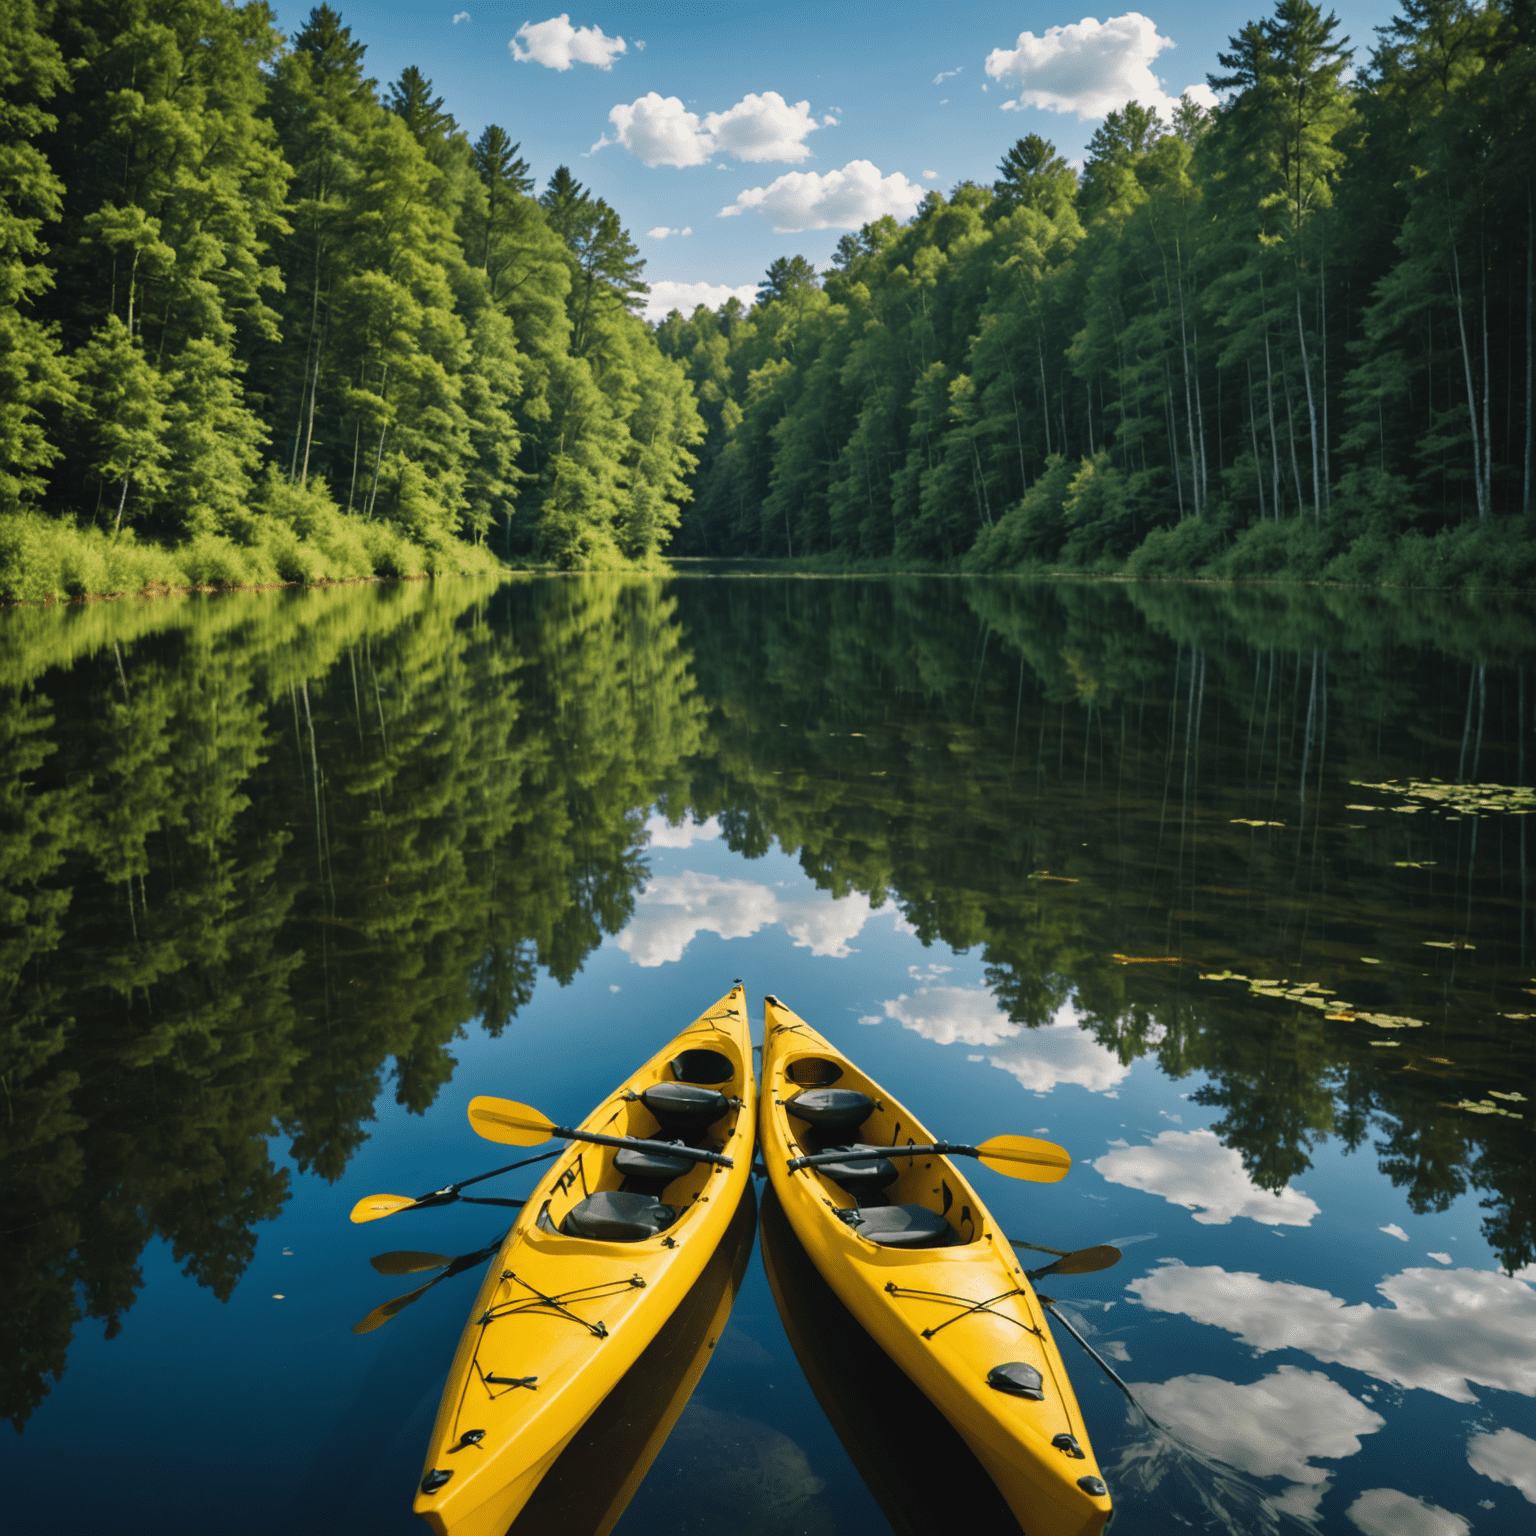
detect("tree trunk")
(1319, 240), (1331, 510)
(1481, 238), (1494, 516)
(1164, 359), (1184, 517)
(113, 472), (132, 535)
(300, 333), (322, 488)
(1295, 286), (1322, 521)
(1264, 333), (1283, 514)
(1173, 241), (1201, 515)
(1450, 239), (1489, 520)
(1246, 358), (1268, 520)
(1037, 338), (1052, 457)
(1526, 181), (1533, 518)
(1282, 357), (1306, 512)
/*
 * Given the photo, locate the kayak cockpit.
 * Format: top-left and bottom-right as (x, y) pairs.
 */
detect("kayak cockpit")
(534, 1045), (745, 1246)
(781, 1063), (968, 1250)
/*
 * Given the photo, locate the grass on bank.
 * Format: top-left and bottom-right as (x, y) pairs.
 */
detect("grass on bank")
(0, 474), (503, 604)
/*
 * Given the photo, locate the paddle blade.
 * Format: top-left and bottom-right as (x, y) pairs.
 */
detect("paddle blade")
(974, 1135), (1072, 1182)
(351, 1278), (438, 1335)
(468, 1096), (556, 1146)
(369, 1250), (452, 1277)
(350, 1193), (419, 1224)
(1030, 1244), (1122, 1280)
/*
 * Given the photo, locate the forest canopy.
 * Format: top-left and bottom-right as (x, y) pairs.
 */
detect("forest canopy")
(0, 0), (703, 597)
(655, 0), (1536, 589)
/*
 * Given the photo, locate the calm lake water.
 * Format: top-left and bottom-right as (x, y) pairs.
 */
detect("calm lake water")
(3, 573), (1535, 1535)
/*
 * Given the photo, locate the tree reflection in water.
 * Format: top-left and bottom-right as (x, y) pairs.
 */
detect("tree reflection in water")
(2, 572), (1533, 1464)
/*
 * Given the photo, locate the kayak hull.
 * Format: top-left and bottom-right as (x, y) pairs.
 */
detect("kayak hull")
(413, 985), (755, 1534)
(759, 997), (1111, 1536)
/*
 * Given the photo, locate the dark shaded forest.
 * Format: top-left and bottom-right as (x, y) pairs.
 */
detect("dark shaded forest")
(656, 0), (1536, 589)
(0, 1), (702, 599)
(3, 575), (1533, 1427)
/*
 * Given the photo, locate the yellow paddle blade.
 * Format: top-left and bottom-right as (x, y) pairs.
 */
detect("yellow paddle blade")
(349, 1192), (419, 1224)
(974, 1135), (1072, 1182)
(468, 1095), (556, 1146)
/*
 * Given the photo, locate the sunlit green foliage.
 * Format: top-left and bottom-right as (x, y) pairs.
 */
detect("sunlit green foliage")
(0, 2), (701, 594)
(659, 0), (1536, 585)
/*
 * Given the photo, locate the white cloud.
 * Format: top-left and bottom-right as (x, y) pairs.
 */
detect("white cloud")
(1381, 1223), (1409, 1241)
(1467, 1426), (1536, 1503)
(1131, 1261), (1536, 1403)
(606, 93), (709, 166)
(645, 225), (692, 240)
(720, 159), (925, 232)
(1346, 1488), (1469, 1536)
(822, 114), (838, 127)
(1132, 1366), (1382, 1486)
(604, 90), (820, 168)
(984, 12), (1217, 122)
(616, 870), (873, 966)
(643, 812), (717, 847)
(453, 10), (470, 22)
(879, 990), (1131, 1095)
(641, 279), (756, 324)
(922, 169), (939, 180)
(512, 14), (625, 71)
(704, 92), (819, 163)
(1095, 1130), (1320, 1227)
(934, 67), (962, 84)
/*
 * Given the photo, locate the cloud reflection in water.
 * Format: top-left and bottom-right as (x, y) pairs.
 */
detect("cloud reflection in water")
(1095, 1130), (1320, 1227)
(1131, 1260), (1536, 1402)
(878, 989), (1132, 1094)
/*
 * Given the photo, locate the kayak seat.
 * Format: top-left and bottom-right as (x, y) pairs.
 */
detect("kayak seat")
(787, 1088), (874, 1130)
(848, 1204), (956, 1249)
(671, 1048), (734, 1085)
(614, 1138), (696, 1184)
(815, 1145), (899, 1200)
(641, 1081), (729, 1134)
(560, 1191), (677, 1242)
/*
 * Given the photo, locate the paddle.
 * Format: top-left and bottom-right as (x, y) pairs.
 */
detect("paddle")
(347, 1148), (560, 1224)
(468, 1095), (736, 1169)
(351, 1242), (499, 1335)
(785, 1133), (1071, 1182)
(1019, 1244), (1122, 1281)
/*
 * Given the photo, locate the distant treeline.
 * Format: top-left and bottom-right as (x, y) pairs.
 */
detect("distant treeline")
(657, 0), (1536, 589)
(0, 1), (702, 598)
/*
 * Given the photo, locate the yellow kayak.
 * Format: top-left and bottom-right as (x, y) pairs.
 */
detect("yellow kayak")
(509, 1183), (757, 1536)
(759, 1183), (1022, 1535)
(760, 995), (1112, 1536)
(414, 984), (755, 1536)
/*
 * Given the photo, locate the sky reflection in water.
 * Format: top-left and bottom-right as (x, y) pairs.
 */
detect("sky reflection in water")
(1, 574), (1534, 1534)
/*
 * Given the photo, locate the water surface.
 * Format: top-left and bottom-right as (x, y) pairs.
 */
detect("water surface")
(3, 574), (1534, 1534)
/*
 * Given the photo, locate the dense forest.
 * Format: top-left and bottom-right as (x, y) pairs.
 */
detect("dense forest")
(0, 0), (702, 599)
(657, 0), (1536, 588)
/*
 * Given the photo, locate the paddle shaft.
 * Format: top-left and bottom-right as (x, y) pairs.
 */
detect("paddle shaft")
(553, 1124), (735, 1168)
(408, 1150), (559, 1207)
(786, 1142), (979, 1172)
(1038, 1298), (1138, 1405)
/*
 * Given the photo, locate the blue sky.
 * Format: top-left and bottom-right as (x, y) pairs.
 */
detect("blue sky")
(272, 3), (1401, 318)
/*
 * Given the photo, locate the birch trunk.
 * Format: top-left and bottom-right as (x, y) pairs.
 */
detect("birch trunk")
(1526, 182), (1533, 517)
(1295, 286), (1322, 521)
(1247, 359), (1268, 519)
(1450, 239), (1489, 520)
(1264, 333), (1284, 514)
